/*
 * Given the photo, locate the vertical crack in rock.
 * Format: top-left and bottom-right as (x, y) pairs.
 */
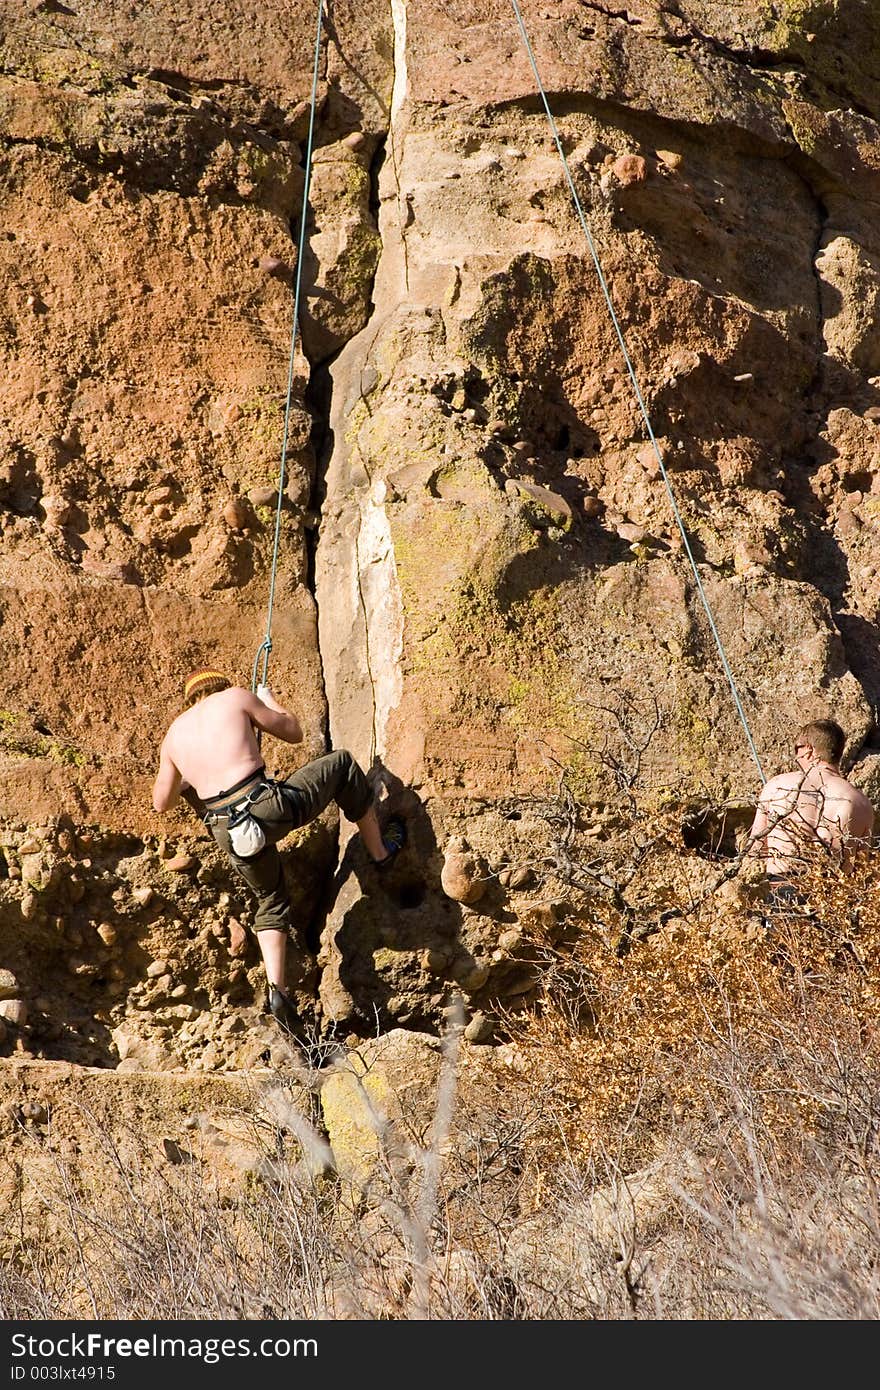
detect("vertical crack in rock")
(387, 0), (411, 294)
(295, 3), (404, 957)
(779, 142), (880, 718)
(308, 126), (394, 764)
(313, 0), (407, 776)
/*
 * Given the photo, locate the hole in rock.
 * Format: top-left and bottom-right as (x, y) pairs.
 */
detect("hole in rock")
(395, 878), (427, 910)
(681, 801), (754, 859)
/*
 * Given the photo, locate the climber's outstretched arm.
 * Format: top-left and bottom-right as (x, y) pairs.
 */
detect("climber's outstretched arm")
(152, 742), (183, 812)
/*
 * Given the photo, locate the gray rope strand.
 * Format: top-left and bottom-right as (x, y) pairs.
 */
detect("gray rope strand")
(253, 0), (326, 693)
(509, 0), (765, 784)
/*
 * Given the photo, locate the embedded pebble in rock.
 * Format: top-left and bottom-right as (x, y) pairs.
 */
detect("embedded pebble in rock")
(258, 255), (290, 276)
(18, 838), (40, 855)
(507, 866), (535, 890)
(169, 1005), (199, 1022)
(611, 152), (648, 185)
(0, 969), (19, 999)
(505, 478), (573, 528)
(222, 498), (249, 530)
(20, 853), (45, 886)
(0, 999), (27, 1027)
(228, 918), (248, 957)
(132, 886), (153, 907)
(456, 962), (490, 993)
(146, 959), (168, 978)
(20, 892), (39, 921)
(464, 1012), (494, 1044)
(97, 922), (118, 946)
(440, 844), (487, 904)
(616, 521), (648, 544)
(247, 486), (277, 508)
(163, 853), (194, 872)
(42, 495), (72, 527)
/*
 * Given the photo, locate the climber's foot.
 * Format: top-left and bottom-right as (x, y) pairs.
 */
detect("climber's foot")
(268, 983), (299, 1035)
(374, 816), (407, 872)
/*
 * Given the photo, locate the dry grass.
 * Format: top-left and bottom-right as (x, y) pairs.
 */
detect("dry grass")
(2, 838), (879, 1320)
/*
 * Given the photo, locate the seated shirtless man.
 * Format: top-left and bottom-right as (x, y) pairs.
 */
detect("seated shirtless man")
(748, 718), (874, 908)
(152, 669), (405, 1031)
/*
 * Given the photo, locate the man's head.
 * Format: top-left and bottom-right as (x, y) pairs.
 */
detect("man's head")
(183, 669), (231, 708)
(794, 718), (846, 769)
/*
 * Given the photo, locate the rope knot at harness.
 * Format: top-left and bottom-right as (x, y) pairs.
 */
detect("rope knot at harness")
(252, 636), (273, 695)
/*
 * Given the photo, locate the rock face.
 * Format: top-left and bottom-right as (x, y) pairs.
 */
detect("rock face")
(1, 2), (880, 1057)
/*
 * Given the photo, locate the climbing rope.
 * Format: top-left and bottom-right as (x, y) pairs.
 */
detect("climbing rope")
(508, 0), (766, 784)
(251, 0), (326, 695)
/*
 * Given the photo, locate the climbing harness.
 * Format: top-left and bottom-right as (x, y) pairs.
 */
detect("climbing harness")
(251, 0), (326, 696)
(202, 773), (270, 857)
(508, 0), (766, 784)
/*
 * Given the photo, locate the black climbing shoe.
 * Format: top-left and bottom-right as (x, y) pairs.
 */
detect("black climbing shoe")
(268, 983), (299, 1034)
(375, 816), (407, 872)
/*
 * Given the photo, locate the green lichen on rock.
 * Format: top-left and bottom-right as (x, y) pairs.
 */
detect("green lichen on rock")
(391, 496), (601, 796)
(47, 741), (87, 769)
(760, 0), (880, 117)
(240, 388), (284, 452)
(325, 220), (381, 309)
(0, 713), (87, 767)
(671, 695), (715, 779)
(320, 1060), (396, 1187)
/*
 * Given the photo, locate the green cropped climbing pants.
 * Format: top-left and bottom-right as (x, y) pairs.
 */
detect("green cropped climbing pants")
(205, 750), (373, 934)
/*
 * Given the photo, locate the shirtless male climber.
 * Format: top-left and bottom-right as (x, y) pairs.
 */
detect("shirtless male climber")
(151, 669), (406, 1032)
(748, 718), (874, 908)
